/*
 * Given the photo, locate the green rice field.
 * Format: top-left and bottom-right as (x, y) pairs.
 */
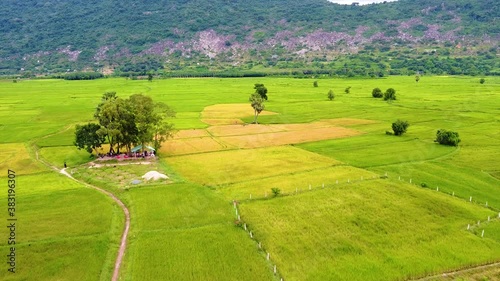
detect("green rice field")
(0, 76), (499, 280)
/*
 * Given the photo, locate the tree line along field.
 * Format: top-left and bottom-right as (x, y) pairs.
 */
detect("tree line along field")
(0, 76), (499, 280)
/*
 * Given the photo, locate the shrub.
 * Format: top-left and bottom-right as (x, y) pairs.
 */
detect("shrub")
(384, 88), (396, 101)
(435, 129), (461, 146)
(480, 78), (485, 84)
(345, 86), (351, 94)
(327, 89), (335, 101)
(313, 81), (318, 87)
(372, 88), (383, 98)
(421, 182), (428, 187)
(391, 120), (409, 136)
(271, 187), (281, 197)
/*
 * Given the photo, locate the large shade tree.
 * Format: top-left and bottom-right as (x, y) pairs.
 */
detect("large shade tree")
(74, 123), (106, 155)
(76, 92), (175, 156)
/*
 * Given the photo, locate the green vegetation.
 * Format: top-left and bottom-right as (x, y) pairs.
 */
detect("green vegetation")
(254, 83), (268, 100)
(239, 180), (500, 281)
(0, 0), (498, 75)
(1, 75), (499, 280)
(384, 88), (397, 101)
(271, 187), (281, 197)
(372, 87), (383, 98)
(58, 72), (104, 80)
(249, 92), (265, 124)
(327, 89), (334, 101)
(74, 123), (106, 154)
(392, 119), (410, 136)
(89, 92), (175, 155)
(435, 129), (461, 146)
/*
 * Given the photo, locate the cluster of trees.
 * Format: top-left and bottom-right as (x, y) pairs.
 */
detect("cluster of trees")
(74, 92), (175, 155)
(372, 87), (396, 101)
(53, 72), (104, 80)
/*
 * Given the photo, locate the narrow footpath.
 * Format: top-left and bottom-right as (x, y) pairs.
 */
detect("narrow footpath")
(60, 168), (130, 281)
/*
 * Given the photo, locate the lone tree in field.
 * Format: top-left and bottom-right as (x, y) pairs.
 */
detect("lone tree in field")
(372, 88), (383, 98)
(254, 83), (268, 100)
(249, 92), (265, 124)
(74, 123), (106, 155)
(384, 88), (396, 101)
(415, 74), (420, 83)
(327, 89), (335, 101)
(391, 120), (410, 136)
(480, 78), (485, 84)
(435, 129), (461, 146)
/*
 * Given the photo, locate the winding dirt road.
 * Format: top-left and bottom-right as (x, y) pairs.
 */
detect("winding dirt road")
(32, 125), (130, 280)
(60, 168), (130, 281)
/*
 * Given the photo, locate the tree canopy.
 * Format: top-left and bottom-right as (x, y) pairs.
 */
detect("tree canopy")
(254, 84), (268, 100)
(249, 92), (265, 124)
(75, 92), (175, 155)
(435, 129), (461, 146)
(74, 123), (106, 155)
(391, 120), (410, 136)
(384, 88), (397, 101)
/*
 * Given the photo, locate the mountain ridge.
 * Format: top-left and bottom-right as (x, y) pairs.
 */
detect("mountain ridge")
(0, 0), (498, 75)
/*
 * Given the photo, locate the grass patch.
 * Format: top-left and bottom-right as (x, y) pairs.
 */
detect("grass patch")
(0, 143), (47, 175)
(239, 180), (500, 281)
(122, 182), (273, 281)
(125, 225), (273, 281)
(298, 134), (456, 168)
(219, 165), (378, 201)
(167, 146), (341, 186)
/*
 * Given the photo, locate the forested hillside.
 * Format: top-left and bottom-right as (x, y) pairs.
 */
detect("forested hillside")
(0, 0), (498, 76)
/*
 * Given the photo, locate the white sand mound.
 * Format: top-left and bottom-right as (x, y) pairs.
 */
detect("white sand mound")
(142, 171), (169, 181)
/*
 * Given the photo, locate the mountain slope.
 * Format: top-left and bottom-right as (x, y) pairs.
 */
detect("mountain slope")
(0, 0), (498, 75)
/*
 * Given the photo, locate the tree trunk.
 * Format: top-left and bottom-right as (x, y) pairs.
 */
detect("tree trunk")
(253, 110), (258, 124)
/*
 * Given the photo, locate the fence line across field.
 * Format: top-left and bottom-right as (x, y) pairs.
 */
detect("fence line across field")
(231, 172), (499, 279)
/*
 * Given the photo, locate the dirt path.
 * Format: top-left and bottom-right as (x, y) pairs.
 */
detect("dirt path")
(31, 127), (130, 281)
(60, 168), (130, 281)
(411, 261), (500, 280)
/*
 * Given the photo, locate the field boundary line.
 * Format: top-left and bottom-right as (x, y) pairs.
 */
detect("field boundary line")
(237, 174), (380, 202)
(232, 200), (284, 281)
(410, 261), (500, 281)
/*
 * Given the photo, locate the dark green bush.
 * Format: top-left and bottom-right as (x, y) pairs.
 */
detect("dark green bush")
(435, 129), (461, 146)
